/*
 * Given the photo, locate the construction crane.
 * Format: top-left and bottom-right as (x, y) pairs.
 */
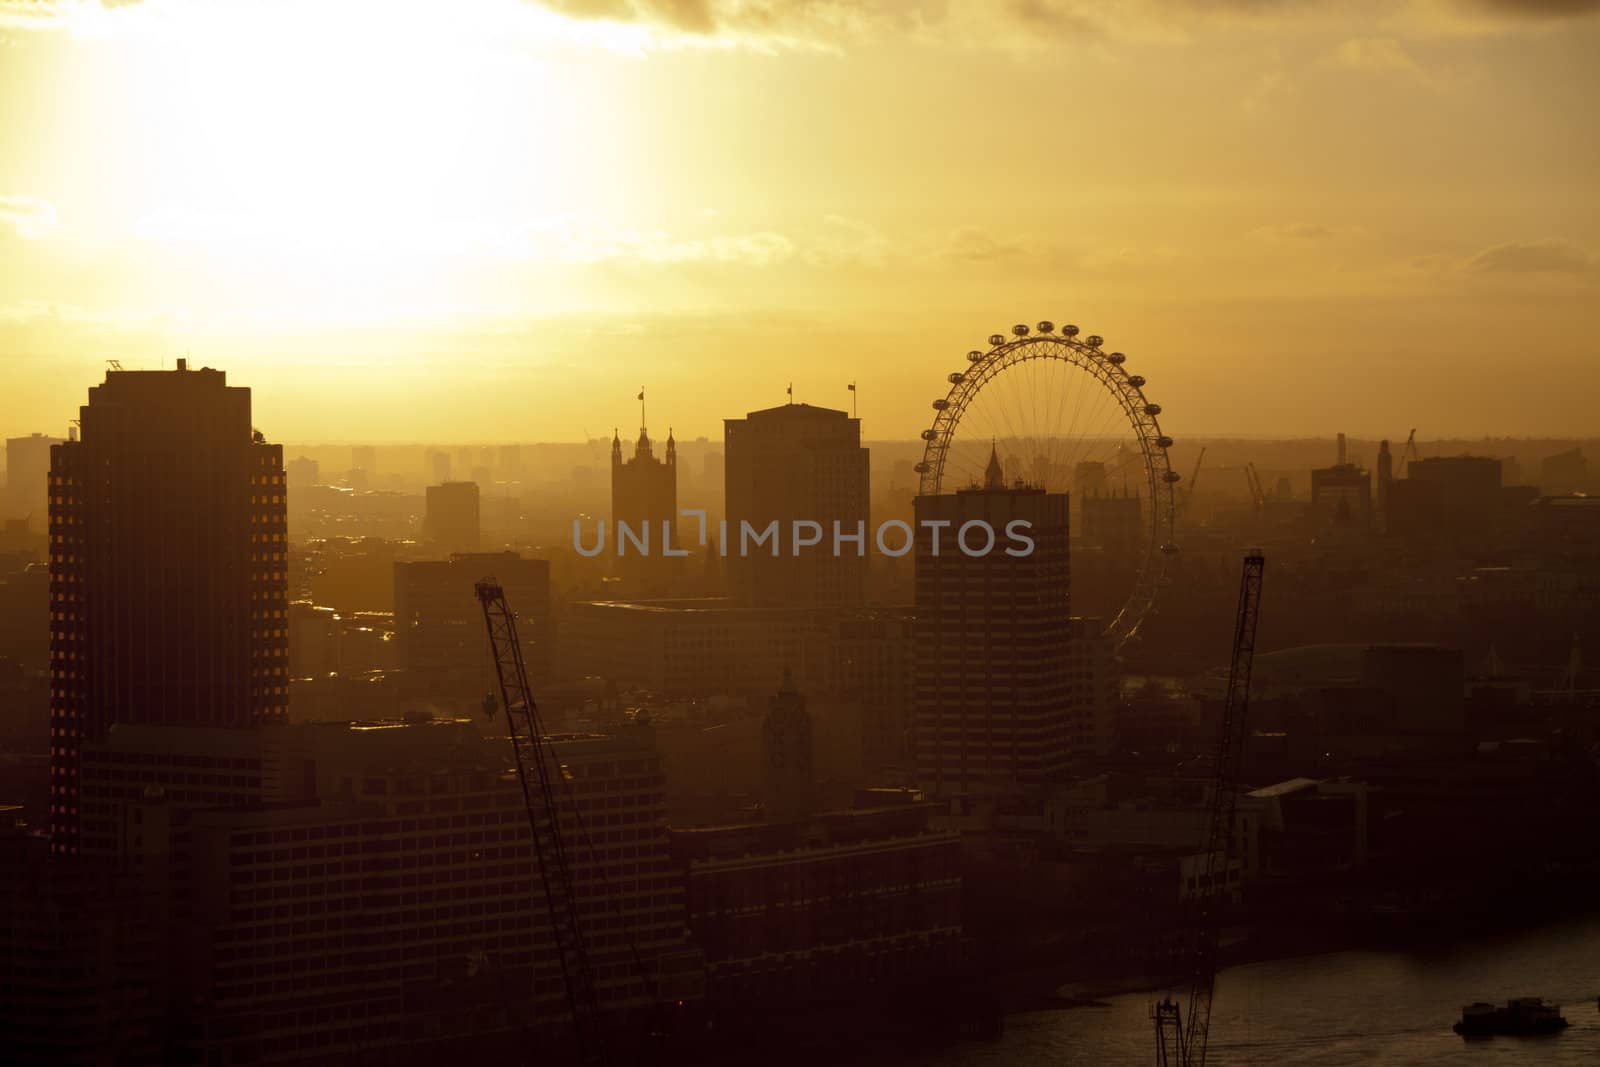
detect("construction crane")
(477, 579), (606, 1065)
(1180, 447), (1207, 514)
(1242, 463), (1267, 513)
(1154, 551), (1265, 1067)
(1402, 429), (1419, 476)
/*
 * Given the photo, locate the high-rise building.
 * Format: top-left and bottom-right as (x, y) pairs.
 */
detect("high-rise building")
(913, 448), (1072, 794)
(427, 448), (451, 485)
(351, 444), (377, 477)
(5, 432), (64, 533)
(285, 455), (320, 488)
(723, 403), (869, 609)
(1375, 440), (1393, 531)
(423, 481), (480, 554)
(47, 360), (289, 852)
(611, 407), (677, 594)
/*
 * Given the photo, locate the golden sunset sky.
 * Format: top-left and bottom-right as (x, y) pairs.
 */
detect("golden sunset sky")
(1, 0), (1596, 442)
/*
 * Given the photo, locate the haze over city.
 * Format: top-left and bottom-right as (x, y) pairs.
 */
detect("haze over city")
(2, 0), (1598, 440)
(4, 3), (1600, 1066)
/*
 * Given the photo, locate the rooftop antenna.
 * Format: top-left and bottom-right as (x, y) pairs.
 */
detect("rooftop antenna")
(637, 387), (646, 434)
(786, 382), (793, 405)
(847, 381), (857, 419)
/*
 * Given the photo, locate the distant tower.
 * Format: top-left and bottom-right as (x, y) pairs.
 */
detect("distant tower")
(723, 402), (869, 608)
(913, 468), (1073, 794)
(610, 390), (678, 595)
(48, 361), (288, 853)
(763, 669), (814, 822)
(1376, 440), (1393, 532)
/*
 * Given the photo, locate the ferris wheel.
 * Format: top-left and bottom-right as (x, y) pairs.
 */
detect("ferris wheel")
(915, 320), (1179, 646)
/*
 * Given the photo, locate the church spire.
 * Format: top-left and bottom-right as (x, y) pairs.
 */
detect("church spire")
(984, 442), (1004, 490)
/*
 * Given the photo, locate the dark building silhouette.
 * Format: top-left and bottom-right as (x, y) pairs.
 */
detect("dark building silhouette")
(611, 407), (677, 594)
(4, 432), (63, 533)
(762, 670), (814, 822)
(1310, 463), (1372, 528)
(423, 480), (479, 554)
(47, 361), (288, 853)
(394, 551), (550, 687)
(1540, 447), (1587, 494)
(724, 402), (869, 609)
(1375, 440), (1393, 531)
(913, 448), (1072, 793)
(1081, 488), (1141, 552)
(669, 795), (964, 1013)
(1388, 455), (1503, 539)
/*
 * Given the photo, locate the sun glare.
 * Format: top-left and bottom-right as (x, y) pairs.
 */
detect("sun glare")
(69, 0), (639, 320)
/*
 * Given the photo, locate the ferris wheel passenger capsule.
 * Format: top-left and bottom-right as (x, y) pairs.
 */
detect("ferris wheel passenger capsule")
(1162, 542), (1180, 556)
(1037, 321), (1055, 334)
(948, 372), (965, 384)
(988, 334), (1006, 346)
(914, 461), (931, 473)
(932, 399), (950, 410)
(1062, 324), (1080, 337)
(1145, 403), (1163, 416)
(1085, 335), (1104, 348)
(1108, 352), (1126, 364)
(1012, 324), (1030, 337)
(921, 429), (939, 440)
(1163, 470), (1181, 484)
(967, 350), (984, 362)
(1128, 374), (1147, 388)
(1156, 436), (1174, 448)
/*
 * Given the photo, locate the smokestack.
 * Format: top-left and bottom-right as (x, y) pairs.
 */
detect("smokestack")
(1337, 432), (1346, 466)
(176, 357), (187, 371)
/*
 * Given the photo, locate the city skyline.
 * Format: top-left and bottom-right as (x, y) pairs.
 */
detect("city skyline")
(2, 1), (1598, 441)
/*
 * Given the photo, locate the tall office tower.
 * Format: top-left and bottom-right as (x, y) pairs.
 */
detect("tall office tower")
(724, 402), (869, 609)
(611, 408), (677, 594)
(427, 448), (451, 484)
(351, 444), (376, 477)
(1375, 440), (1393, 531)
(5, 432), (64, 532)
(497, 442), (523, 479)
(423, 480), (480, 554)
(48, 360), (288, 852)
(913, 447), (1072, 795)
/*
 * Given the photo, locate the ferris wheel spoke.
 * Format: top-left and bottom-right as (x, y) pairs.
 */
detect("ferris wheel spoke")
(918, 324), (1177, 646)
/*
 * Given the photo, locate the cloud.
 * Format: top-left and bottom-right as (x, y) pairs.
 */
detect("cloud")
(941, 226), (1060, 264)
(1467, 240), (1598, 275)
(0, 195), (57, 239)
(1326, 36), (1425, 76)
(1465, 0), (1600, 16)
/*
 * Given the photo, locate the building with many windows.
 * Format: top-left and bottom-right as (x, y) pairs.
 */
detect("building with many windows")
(48, 361), (288, 852)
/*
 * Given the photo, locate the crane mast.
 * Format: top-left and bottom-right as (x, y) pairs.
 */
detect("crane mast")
(1155, 551), (1265, 1067)
(476, 579), (606, 1065)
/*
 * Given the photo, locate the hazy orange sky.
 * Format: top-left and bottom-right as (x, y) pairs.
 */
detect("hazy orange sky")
(1, 0), (1596, 443)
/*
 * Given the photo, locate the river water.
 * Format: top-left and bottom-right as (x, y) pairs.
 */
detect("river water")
(909, 913), (1600, 1065)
